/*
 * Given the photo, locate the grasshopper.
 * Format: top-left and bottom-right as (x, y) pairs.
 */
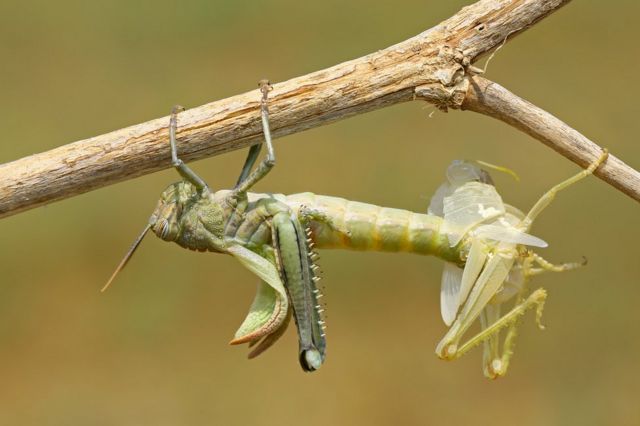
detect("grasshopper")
(106, 80), (607, 377)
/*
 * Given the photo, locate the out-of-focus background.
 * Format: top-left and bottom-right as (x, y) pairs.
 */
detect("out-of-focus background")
(0, 1), (638, 425)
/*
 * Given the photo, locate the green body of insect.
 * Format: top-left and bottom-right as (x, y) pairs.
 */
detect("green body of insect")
(106, 80), (607, 377)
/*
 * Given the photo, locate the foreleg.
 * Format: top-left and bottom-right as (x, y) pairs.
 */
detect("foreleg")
(169, 105), (209, 193)
(234, 80), (276, 194)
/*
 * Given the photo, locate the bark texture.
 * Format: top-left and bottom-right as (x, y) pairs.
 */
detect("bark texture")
(0, 0), (636, 219)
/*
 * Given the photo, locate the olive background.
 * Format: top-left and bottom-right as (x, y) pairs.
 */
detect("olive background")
(0, 1), (638, 425)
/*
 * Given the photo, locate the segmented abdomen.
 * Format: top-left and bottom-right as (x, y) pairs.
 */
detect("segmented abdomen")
(282, 193), (463, 265)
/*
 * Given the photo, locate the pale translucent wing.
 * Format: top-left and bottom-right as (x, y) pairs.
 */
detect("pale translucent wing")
(442, 182), (505, 246)
(441, 262), (464, 326)
(458, 238), (488, 309)
(428, 182), (451, 217)
(474, 224), (548, 248)
(227, 245), (287, 300)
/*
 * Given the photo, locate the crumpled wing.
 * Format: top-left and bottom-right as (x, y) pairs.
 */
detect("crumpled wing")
(227, 245), (290, 346)
(247, 307), (292, 359)
(230, 280), (289, 347)
(442, 182), (505, 247)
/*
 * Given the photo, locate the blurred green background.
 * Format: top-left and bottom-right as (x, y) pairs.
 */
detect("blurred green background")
(0, 1), (638, 425)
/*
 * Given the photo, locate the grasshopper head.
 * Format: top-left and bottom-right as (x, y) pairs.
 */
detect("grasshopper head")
(102, 181), (218, 292)
(446, 160), (494, 186)
(149, 181), (198, 242)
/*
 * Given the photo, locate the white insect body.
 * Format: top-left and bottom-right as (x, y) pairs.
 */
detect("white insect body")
(429, 155), (607, 378)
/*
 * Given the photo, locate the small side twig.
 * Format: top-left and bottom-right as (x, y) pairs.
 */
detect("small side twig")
(461, 76), (640, 201)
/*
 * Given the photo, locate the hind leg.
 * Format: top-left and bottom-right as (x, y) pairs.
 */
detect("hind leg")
(521, 150), (608, 229)
(443, 288), (547, 378)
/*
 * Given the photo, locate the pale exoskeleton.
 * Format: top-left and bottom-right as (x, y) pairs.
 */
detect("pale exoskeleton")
(429, 154), (607, 378)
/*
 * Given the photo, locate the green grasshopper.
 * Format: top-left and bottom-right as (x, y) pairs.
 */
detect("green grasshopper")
(105, 80), (608, 377)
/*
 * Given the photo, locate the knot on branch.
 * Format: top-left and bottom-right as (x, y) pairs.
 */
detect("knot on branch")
(414, 77), (471, 112)
(414, 45), (479, 112)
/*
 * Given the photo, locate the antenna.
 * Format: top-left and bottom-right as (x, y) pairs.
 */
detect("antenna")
(101, 224), (151, 292)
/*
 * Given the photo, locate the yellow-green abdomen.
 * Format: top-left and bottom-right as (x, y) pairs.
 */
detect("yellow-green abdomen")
(283, 193), (464, 265)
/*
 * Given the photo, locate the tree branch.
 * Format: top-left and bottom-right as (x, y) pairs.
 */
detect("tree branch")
(0, 0), (636, 219)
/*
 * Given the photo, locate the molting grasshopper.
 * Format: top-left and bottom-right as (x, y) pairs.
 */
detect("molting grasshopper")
(105, 80), (607, 377)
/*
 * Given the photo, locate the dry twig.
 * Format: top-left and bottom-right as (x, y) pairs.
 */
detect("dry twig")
(0, 0), (637, 219)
